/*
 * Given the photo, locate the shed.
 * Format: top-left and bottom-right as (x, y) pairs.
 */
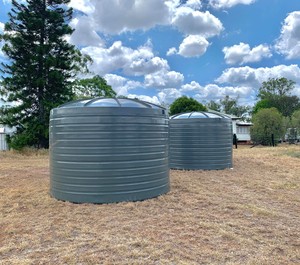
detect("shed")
(49, 98), (169, 203)
(169, 111), (232, 170)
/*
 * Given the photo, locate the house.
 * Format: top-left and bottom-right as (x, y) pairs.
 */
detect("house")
(234, 120), (252, 142)
(210, 112), (253, 143)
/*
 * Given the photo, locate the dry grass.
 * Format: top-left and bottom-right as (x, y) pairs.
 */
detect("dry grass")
(0, 144), (300, 264)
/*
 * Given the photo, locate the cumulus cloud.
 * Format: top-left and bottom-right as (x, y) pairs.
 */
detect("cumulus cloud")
(158, 88), (182, 104)
(127, 94), (161, 105)
(145, 70), (184, 89)
(180, 81), (254, 104)
(69, 0), (94, 14)
(216, 64), (300, 88)
(223, 42), (272, 65)
(178, 35), (209, 57)
(275, 11), (300, 59)
(209, 0), (256, 9)
(104, 74), (141, 96)
(0, 22), (6, 60)
(184, 0), (202, 10)
(0, 22), (4, 32)
(167, 47), (177, 56)
(89, 0), (171, 34)
(195, 83), (254, 102)
(68, 17), (104, 47)
(181, 81), (201, 92)
(125, 57), (169, 76)
(81, 41), (168, 76)
(172, 8), (223, 37)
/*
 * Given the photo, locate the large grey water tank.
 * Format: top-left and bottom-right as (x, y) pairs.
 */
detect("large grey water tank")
(50, 98), (169, 203)
(169, 111), (232, 170)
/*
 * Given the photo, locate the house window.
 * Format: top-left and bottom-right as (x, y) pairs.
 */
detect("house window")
(237, 126), (249, 134)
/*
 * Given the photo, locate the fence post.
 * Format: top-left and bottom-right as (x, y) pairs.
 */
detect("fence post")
(233, 133), (238, 149)
(271, 133), (275, 147)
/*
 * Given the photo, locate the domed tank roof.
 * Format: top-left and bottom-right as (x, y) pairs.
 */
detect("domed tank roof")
(170, 111), (230, 119)
(58, 97), (164, 109)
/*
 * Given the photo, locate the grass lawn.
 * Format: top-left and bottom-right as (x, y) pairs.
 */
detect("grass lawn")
(0, 145), (299, 264)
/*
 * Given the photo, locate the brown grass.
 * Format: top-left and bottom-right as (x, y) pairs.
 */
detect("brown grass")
(0, 144), (300, 264)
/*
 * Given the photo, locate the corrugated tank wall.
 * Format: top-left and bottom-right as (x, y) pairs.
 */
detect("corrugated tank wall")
(50, 98), (169, 203)
(169, 112), (233, 170)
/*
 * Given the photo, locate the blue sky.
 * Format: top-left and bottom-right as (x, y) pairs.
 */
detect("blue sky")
(1, 0), (300, 106)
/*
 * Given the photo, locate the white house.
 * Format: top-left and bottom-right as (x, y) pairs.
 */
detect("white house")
(213, 113), (253, 143)
(233, 120), (252, 142)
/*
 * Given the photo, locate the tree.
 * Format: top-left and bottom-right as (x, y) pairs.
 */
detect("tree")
(206, 100), (221, 112)
(257, 77), (300, 117)
(0, 0), (90, 149)
(72, 75), (116, 99)
(169, 96), (206, 116)
(250, 108), (283, 146)
(252, 99), (273, 115)
(220, 95), (251, 117)
(291, 109), (300, 131)
(258, 77), (295, 98)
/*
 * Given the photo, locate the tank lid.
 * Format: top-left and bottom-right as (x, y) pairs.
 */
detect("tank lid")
(170, 111), (231, 119)
(58, 97), (165, 109)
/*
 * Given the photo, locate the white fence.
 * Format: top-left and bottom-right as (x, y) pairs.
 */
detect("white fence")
(0, 133), (8, 151)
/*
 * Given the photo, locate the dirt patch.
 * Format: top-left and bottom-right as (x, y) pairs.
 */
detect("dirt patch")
(0, 145), (299, 264)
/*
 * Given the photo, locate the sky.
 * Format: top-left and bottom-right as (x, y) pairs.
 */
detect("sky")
(0, 0), (300, 107)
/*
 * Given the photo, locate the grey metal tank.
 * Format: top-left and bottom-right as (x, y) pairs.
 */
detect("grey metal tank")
(169, 111), (232, 170)
(50, 98), (169, 203)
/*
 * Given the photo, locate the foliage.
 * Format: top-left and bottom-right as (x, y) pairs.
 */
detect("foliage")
(257, 77), (300, 117)
(206, 100), (221, 112)
(169, 96), (206, 116)
(291, 109), (300, 130)
(0, 0), (90, 149)
(72, 75), (116, 99)
(250, 108), (283, 146)
(207, 95), (250, 118)
(252, 99), (273, 115)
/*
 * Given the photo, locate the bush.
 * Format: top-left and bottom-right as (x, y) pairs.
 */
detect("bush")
(250, 108), (283, 146)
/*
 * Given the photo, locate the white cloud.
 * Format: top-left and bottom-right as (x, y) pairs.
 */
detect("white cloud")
(209, 0), (256, 9)
(167, 47), (177, 56)
(223, 42), (272, 65)
(184, 0), (202, 10)
(178, 35), (209, 57)
(0, 22), (6, 60)
(125, 57), (170, 76)
(172, 8), (223, 37)
(216, 64), (300, 88)
(68, 17), (104, 47)
(69, 0), (94, 14)
(195, 84), (253, 102)
(82, 41), (163, 76)
(0, 22), (4, 32)
(181, 81), (201, 92)
(127, 94), (161, 105)
(158, 88), (182, 104)
(275, 11), (300, 60)
(180, 81), (254, 104)
(104, 74), (141, 96)
(89, 0), (171, 34)
(145, 70), (184, 89)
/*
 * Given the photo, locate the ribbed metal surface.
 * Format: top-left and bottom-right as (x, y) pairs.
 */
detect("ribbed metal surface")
(50, 98), (169, 203)
(169, 112), (233, 170)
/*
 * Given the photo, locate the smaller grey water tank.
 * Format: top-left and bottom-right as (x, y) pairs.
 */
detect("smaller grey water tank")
(50, 98), (169, 203)
(169, 111), (232, 170)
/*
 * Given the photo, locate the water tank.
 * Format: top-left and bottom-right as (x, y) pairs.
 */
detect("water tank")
(50, 98), (169, 203)
(169, 111), (232, 170)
